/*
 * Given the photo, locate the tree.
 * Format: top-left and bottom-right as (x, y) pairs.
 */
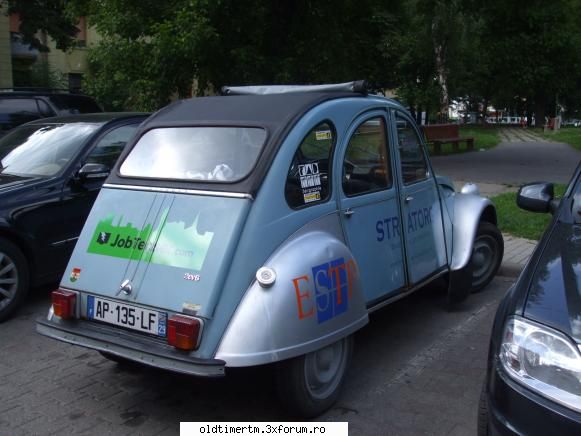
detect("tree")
(70, 0), (407, 110)
(469, 0), (581, 125)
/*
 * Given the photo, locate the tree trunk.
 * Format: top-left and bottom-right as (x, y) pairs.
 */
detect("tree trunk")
(432, 24), (448, 123)
(535, 94), (546, 128)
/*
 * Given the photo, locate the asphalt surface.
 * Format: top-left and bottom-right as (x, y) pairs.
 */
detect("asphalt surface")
(0, 277), (513, 435)
(431, 128), (581, 185)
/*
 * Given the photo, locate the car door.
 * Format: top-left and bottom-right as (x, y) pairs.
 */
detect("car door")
(338, 112), (406, 305)
(391, 110), (448, 284)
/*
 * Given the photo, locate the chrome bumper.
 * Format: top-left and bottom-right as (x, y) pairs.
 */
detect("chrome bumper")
(36, 317), (226, 377)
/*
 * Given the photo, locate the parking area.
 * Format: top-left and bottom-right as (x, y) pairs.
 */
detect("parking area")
(1, 274), (514, 436)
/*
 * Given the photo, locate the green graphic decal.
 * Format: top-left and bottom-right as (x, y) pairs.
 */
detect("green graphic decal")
(87, 209), (214, 270)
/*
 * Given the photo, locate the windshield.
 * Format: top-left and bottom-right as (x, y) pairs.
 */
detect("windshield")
(0, 123), (100, 177)
(119, 127), (267, 182)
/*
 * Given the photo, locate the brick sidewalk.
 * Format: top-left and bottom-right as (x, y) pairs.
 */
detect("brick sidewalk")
(499, 233), (537, 277)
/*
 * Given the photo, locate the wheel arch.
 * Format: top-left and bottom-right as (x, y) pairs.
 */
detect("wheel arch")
(450, 194), (499, 271)
(215, 213), (368, 367)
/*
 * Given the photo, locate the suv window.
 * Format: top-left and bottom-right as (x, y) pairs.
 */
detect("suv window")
(343, 117), (391, 196)
(0, 98), (42, 132)
(395, 112), (428, 185)
(86, 124), (140, 169)
(285, 122), (335, 208)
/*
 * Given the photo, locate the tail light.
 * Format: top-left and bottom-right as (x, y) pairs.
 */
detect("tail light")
(51, 289), (77, 319)
(168, 314), (201, 351)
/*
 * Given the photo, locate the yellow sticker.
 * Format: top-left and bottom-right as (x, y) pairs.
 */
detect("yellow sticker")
(303, 192), (321, 203)
(315, 130), (332, 140)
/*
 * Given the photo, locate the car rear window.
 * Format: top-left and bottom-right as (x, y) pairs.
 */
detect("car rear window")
(0, 98), (42, 131)
(48, 95), (102, 114)
(119, 127), (267, 182)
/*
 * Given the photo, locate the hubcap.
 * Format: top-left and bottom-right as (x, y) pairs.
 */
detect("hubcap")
(304, 339), (348, 400)
(0, 252), (18, 311)
(470, 235), (498, 288)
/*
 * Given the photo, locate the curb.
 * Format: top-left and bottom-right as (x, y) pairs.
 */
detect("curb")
(497, 262), (525, 278)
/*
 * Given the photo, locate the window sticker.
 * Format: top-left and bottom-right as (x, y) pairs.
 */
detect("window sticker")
(87, 209), (214, 270)
(299, 162), (322, 204)
(315, 130), (332, 141)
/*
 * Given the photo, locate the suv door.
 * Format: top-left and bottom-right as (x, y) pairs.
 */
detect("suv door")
(392, 111), (447, 284)
(338, 113), (406, 304)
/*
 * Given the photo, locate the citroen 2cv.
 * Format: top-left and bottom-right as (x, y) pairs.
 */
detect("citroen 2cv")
(37, 82), (504, 417)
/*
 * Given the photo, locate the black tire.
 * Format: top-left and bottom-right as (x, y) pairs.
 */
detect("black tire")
(469, 222), (504, 293)
(275, 336), (353, 418)
(0, 237), (29, 323)
(477, 381), (490, 436)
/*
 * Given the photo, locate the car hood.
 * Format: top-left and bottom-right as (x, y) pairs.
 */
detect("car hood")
(524, 222), (581, 344)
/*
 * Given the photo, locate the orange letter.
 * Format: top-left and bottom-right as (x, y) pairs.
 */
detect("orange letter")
(292, 276), (314, 319)
(346, 259), (358, 299)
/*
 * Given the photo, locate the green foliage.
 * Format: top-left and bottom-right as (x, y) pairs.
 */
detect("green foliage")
(540, 127), (581, 151)
(492, 184), (567, 240)
(13, 0), (581, 114)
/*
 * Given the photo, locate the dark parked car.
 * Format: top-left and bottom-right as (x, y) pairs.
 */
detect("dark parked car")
(0, 113), (148, 321)
(479, 162), (581, 434)
(0, 89), (102, 136)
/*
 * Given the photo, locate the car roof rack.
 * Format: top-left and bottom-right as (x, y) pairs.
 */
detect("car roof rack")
(221, 80), (368, 96)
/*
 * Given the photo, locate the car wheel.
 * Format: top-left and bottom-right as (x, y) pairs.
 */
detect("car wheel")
(477, 381), (490, 436)
(275, 335), (353, 418)
(0, 237), (29, 322)
(469, 222), (504, 293)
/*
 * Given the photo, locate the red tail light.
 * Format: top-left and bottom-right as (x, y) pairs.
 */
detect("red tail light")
(51, 289), (77, 319)
(167, 314), (201, 351)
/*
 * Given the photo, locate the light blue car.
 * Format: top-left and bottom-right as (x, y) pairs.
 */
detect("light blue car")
(37, 82), (504, 417)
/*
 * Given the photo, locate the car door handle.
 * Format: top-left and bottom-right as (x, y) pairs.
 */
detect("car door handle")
(343, 208), (355, 217)
(405, 196), (414, 203)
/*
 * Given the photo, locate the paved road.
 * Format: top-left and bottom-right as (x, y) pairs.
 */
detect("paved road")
(0, 276), (514, 436)
(431, 128), (580, 185)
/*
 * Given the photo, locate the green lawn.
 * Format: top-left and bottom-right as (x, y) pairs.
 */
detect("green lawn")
(427, 126), (501, 155)
(491, 184), (567, 240)
(538, 127), (581, 150)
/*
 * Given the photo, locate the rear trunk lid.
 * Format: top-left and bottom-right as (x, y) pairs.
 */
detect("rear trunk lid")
(63, 187), (251, 319)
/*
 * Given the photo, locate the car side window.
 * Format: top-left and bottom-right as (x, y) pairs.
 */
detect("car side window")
(86, 124), (139, 169)
(285, 121), (335, 209)
(395, 112), (428, 185)
(342, 117), (391, 197)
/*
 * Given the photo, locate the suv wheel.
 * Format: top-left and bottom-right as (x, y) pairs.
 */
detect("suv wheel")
(0, 237), (29, 322)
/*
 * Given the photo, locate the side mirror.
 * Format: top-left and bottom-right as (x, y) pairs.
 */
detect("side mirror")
(77, 163), (110, 181)
(517, 182), (556, 213)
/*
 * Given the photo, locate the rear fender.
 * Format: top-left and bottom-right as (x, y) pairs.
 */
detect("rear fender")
(451, 193), (497, 271)
(215, 213), (368, 367)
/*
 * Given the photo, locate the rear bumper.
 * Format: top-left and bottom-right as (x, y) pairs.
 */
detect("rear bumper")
(36, 316), (226, 377)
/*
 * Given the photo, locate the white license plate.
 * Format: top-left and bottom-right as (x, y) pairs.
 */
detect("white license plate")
(87, 295), (167, 337)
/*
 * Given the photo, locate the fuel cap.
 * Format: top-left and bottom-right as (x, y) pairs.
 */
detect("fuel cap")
(256, 267), (276, 288)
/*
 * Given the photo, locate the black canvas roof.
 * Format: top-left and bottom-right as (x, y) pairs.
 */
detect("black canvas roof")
(109, 91), (360, 195)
